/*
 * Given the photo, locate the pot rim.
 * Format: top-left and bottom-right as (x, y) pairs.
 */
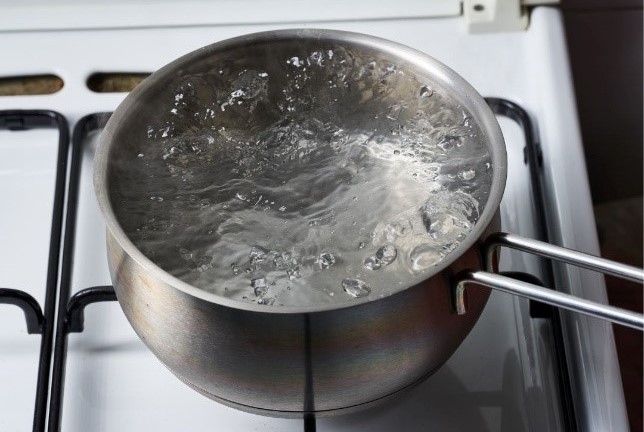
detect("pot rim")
(94, 28), (507, 314)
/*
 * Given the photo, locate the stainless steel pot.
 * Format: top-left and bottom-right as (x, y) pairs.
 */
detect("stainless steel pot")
(94, 29), (643, 417)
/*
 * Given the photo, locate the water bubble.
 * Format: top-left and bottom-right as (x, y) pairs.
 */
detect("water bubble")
(386, 104), (403, 121)
(420, 191), (478, 243)
(288, 56), (304, 67)
(342, 278), (371, 298)
(149, 196), (164, 202)
(318, 252), (336, 270)
(236, 192), (247, 201)
(428, 214), (462, 240)
(249, 245), (270, 265)
(257, 297), (275, 305)
(363, 256), (382, 270)
(251, 277), (268, 297)
(178, 247), (193, 261)
(376, 245), (397, 266)
(438, 135), (462, 152)
(460, 169), (476, 180)
(273, 255), (285, 269)
(383, 220), (412, 242)
(231, 264), (240, 275)
(309, 51), (324, 66)
(194, 256), (213, 272)
(137, 153), (144, 158)
(287, 267), (301, 280)
(358, 241), (366, 249)
(419, 86), (434, 98)
(410, 244), (443, 271)
(278, 206), (287, 212)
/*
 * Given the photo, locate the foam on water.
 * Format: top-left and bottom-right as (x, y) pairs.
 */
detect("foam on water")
(109, 46), (493, 307)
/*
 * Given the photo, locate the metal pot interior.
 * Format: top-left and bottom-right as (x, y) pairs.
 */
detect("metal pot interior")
(94, 29), (507, 313)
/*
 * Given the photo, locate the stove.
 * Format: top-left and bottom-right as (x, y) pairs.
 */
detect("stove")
(0, 3), (629, 431)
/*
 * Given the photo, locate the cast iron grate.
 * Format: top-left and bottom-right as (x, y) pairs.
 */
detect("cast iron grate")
(0, 110), (69, 432)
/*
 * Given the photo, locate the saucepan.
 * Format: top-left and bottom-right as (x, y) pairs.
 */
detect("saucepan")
(93, 29), (643, 417)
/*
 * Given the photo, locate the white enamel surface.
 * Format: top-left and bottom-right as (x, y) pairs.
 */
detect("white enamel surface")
(0, 6), (626, 431)
(525, 10), (628, 431)
(0, 0), (460, 32)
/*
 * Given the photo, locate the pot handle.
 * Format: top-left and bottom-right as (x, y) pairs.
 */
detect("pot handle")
(453, 232), (644, 331)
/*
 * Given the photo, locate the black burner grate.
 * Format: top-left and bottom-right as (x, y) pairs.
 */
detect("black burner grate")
(47, 113), (114, 432)
(0, 110), (69, 432)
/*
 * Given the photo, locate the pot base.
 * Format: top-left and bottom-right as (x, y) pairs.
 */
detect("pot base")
(171, 364), (444, 419)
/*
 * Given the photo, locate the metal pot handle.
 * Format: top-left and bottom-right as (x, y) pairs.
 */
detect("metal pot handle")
(453, 232), (644, 331)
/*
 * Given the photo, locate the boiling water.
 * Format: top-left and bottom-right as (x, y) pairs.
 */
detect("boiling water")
(110, 47), (493, 307)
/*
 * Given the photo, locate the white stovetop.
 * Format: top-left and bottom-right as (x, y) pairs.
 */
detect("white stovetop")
(0, 6), (626, 432)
